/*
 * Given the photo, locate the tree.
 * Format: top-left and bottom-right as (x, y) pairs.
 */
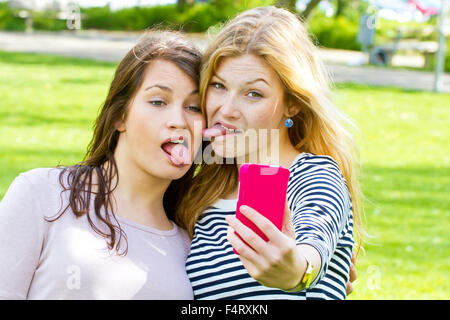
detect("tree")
(334, 0), (346, 18)
(301, 0), (322, 20)
(275, 0), (297, 12)
(275, 0), (324, 20)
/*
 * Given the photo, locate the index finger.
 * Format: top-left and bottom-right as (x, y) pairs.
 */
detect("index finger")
(239, 205), (287, 246)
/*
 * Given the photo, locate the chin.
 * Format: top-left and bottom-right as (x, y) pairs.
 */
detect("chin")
(162, 164), (192, 181)
(211, 140), (252, 162)
(140, 159), (191, 182)
(173, 168), (191, 180)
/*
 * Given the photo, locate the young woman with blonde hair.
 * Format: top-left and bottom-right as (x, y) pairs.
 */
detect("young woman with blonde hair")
(179, 6), (364, 299)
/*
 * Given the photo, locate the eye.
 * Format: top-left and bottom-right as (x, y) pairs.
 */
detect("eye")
(247, 91), (262, 98)
(187, 105), (202, 113)
(210, 82), (225, 90)
(149, 100), (166, 106)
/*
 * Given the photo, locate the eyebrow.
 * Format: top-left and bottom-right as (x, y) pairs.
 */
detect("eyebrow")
(245, 78), (269, 86)
(145, 84), (171, 92)
(145, 84), (198, 95)
(212, 74), (269, 86)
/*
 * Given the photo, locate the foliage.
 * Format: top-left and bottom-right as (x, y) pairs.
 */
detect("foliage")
(0, 2), (25, 31)
(307, 11), (361, 50)
(80, 0), (274, 32)
(0, 1), (448, 70)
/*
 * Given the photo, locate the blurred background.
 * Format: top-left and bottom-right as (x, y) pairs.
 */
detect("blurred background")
(0, 0), (448, 299)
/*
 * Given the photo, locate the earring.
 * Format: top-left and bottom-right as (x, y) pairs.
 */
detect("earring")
(285, 118), (293, 128)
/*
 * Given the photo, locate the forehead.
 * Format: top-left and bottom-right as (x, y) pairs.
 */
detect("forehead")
(141, 59), (197, 89)
(214, 54), (278, 81)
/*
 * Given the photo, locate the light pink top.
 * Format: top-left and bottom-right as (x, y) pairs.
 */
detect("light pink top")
(0, 168), (193, 300)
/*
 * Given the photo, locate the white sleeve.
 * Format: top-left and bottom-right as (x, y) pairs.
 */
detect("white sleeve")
(0, 173), (46, 299)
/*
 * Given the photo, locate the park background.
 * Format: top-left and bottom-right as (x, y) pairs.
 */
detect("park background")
(0, 0), (448, 299)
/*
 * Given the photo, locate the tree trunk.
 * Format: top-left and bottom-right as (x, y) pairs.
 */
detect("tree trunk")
(334, 0), (349, 18)
(300, 0), (322, 20)
(275, 0), (298, 12)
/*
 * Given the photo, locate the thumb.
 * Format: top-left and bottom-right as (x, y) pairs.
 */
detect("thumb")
(282, 198), (295, 239)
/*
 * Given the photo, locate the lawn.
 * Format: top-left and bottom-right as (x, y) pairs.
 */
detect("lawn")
(0, 50), (448, 299)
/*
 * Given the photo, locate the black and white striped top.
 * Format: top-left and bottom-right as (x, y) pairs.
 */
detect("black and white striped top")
(186, 153), (354, 300)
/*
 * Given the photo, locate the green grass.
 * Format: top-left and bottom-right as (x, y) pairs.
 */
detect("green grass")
(0, 51), (116, 191)
(0, 50), (449, 299)
(331, 83), (449, 299)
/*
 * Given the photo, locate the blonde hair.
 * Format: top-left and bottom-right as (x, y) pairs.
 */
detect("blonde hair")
(176, 6), (366, 254)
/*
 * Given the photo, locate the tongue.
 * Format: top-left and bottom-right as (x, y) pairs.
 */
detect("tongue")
(162, 143), (191, 165)
(202, 124), (226, 138)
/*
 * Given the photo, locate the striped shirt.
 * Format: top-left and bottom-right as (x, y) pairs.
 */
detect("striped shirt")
(185, 153), (354, 300)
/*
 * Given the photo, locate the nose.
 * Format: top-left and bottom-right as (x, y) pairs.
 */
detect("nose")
(219, 93), (240, 120)
(167, 104), (187, 130)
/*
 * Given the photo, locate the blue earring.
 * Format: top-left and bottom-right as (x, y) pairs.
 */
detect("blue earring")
(285, 118), (293, 128)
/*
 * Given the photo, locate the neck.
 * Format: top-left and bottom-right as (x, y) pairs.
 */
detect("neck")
(225, 131), (301, 200)
(236, 131), (301, 170)
(107, 143), (172, 229)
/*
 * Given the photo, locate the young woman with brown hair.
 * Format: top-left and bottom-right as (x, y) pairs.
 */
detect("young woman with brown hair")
(0, 31), (204, 299)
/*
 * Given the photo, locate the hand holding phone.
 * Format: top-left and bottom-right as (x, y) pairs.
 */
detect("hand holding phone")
(235, 163), (290, 246)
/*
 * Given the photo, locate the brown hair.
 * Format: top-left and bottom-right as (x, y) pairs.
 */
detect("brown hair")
(48, 30), (202, 255)
(177, 7), (366, 254)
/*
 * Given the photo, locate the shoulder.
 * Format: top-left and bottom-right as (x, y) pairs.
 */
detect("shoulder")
(2, 167), (68, 214)
(288, 153), (350, 204)
(14, 167), (66, 194)
(289, 153), (346, 186)
(19, 167), (64, 184)
(173, 224), (192, 251)
(290, 153), (341, 175)
(0, 168), (66, 228)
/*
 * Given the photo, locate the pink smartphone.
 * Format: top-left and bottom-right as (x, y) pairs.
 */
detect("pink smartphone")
(234, 163), (290, 253)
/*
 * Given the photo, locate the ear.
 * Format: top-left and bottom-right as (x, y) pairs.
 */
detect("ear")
(115, 114), (126, 133)
(284, 100), (301, 118)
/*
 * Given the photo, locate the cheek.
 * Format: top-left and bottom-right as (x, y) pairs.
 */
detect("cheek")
(246, 100), (283, 129)
(126, 103), (159, 146)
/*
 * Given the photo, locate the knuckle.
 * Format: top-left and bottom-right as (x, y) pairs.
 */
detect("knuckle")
(246, 232), (257, 244)
(280, 241), (295, 258)
(235, 243), (248, 256)
(234, 241), (243, 252)
(270, 253), (283, 266)
(260, 222), (272, 235)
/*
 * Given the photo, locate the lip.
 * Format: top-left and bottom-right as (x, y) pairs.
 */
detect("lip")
(161, 135), (189, 148)
(214, 120), (237, 131)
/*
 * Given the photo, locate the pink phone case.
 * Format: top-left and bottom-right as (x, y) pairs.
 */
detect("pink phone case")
(234, 163), (290, 254)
